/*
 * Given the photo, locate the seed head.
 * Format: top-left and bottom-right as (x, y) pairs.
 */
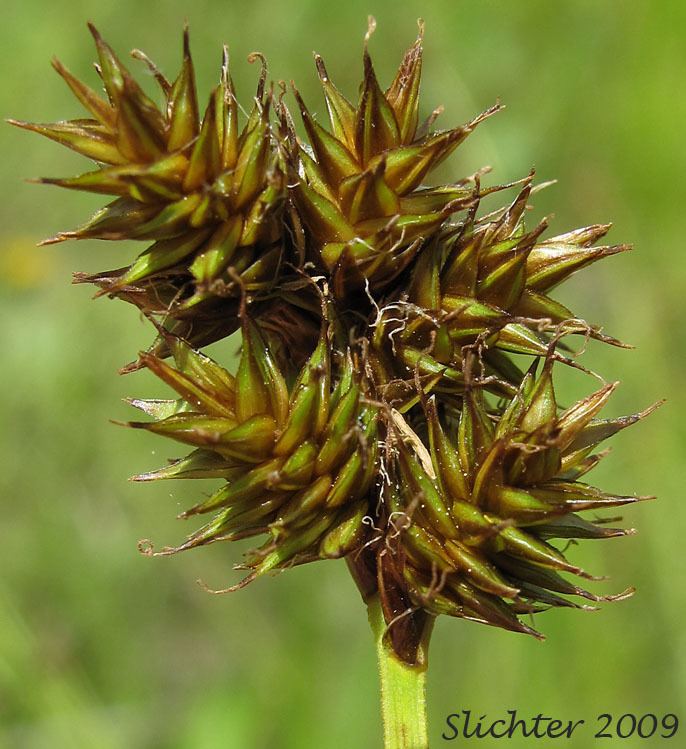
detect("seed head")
(13, 20), (659, 662)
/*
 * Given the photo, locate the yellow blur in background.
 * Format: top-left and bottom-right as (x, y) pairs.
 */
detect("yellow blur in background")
(1, 1), (684, 747)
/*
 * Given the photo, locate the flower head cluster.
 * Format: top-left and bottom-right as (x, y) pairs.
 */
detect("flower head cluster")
(14, 20), (657, 662)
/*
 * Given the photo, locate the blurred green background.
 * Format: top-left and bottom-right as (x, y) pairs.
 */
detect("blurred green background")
(1, 1), (684, 747)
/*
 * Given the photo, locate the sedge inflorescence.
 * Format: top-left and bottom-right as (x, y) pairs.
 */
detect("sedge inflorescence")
(13, 19), (658, 662)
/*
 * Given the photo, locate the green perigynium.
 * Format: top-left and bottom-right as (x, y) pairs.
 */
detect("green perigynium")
(13, 17), (658, 686)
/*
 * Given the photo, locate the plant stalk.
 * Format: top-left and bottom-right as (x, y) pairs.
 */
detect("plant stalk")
(367, 595), (432, 749)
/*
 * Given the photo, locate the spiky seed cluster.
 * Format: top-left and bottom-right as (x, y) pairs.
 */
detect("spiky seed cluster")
(287, 21), (500, 295)
(368, 182), (631, 409)
(11, 24), (284, 341)
(132, 323), (377, 585)
(14, 20), (658, 661)
(380, 361), (657, 640)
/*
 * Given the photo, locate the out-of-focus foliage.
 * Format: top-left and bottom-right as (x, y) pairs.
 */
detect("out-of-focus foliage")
(1, 1), (684, 747)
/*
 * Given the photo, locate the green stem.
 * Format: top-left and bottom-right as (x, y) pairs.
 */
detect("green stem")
(367, 596), (432, 749)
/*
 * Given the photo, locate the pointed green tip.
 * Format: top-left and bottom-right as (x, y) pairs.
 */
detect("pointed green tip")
(197, 572), (256, 594)
(39, 233), (72, 246)
(87, 20), (103, 43)
(182, 22), (191, 58)
(6, 117), (30, 130)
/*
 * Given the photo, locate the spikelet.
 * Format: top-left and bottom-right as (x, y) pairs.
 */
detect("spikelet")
(129, 321), (378, 587)
(368, 356), (660, 649)
(281, 19), (502, 296)
(11, 25), (286, 348)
